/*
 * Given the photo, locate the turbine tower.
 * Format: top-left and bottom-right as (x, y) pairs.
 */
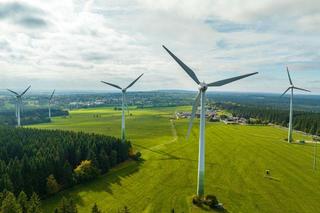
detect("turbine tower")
(49, 89), (55, 119)
(101, 74), (143, 142)
(7, 85), (31, 127)
(281, 67), (310, 143)
(163, 45), (258, 197)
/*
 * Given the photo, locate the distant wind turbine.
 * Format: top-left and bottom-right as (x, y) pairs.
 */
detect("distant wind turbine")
(163, 45), (258, 197)
(7, 85), (31, 127)
(281, 67), (310, 143)
(101, 74), (144, 142)
(49, 89), (55, 119)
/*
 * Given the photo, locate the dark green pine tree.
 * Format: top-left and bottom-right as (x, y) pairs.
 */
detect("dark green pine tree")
(28, 192), (42, 213)
(1, 191), (22, 213)
(17, 191), (28, 213)
(57, 197), (78, 213)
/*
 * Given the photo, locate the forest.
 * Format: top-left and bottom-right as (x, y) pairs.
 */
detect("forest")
(215, 102), (320, 136)
(0, 109), (68, 126)
(0, 126), (131, 198)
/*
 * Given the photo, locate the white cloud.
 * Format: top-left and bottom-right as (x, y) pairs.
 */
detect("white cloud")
(0, 0), (319, 93)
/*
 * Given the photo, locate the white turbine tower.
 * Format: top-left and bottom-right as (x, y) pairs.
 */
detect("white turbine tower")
(49, 89), (55, 119)
(163, 45), (258, 197)
(7, 85), (31, 127)
(281, 67), (310, 143)
(101, 74), (144, 142)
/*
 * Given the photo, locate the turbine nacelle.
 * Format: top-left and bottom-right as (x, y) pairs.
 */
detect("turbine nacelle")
(162, 44), (258, 197)
(281, 67), (310, 97)
(198, 82), (208, 91)
(101, 73), (144, 142)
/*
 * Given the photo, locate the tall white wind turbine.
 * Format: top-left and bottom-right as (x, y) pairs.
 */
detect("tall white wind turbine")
(49, 89), (55, 119)
(163, 45), (258, 197)
(101, 74), (144, 142)
(281, 67), (310, 143)
(7, 85), (31, 127)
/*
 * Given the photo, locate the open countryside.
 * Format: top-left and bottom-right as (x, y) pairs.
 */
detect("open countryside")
(29, 107), (320, 213)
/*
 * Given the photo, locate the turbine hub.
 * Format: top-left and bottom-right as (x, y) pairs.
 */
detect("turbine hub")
(198, 82), (208, 91)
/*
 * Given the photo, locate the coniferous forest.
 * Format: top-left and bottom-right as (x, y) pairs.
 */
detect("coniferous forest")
(0, 126), (131, 198)
(0, 109), (68, 126)
(215, 102), (320, 135)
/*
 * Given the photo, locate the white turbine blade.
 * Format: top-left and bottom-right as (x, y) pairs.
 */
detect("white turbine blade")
(207, 72), (258, 87)
(280, 87), (291, 97)
(101, 81), (122, 90)
(49, 89), (55, 101)
(186, 92), (201, 139)
(20, 85), (31, 96)
(286, 67), (293, 85)
(7, 89), (19, 96)
(293, 86), (311, 93)
(125, 73), (144, 90)
(162, 45), (200, 85)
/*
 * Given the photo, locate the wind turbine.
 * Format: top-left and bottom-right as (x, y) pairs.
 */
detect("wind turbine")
(101, 74), (144, 142)
(163, 45), (258, 197)
(7, 85), (31, 127)
(48, 89), (55, 119)
(281, 67), (310, 143)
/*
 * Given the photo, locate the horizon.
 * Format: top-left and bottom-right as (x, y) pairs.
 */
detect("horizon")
(1, 88), (320, 96)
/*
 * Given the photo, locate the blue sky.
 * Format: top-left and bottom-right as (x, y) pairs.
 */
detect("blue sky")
(0, 0), (319, 94)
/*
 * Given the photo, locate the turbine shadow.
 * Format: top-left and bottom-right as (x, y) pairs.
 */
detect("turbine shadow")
(133, 143), (217, 166)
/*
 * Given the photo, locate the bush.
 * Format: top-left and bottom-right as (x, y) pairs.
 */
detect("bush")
(74, 160), (100, 183)
(205, 195), (219, 208)
(128, 148), (142, 161)
(46, 175), (61, 195)
(192, 195), (202, 206)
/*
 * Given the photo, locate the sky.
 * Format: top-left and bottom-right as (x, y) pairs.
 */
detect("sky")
(0, 0), (319, 94)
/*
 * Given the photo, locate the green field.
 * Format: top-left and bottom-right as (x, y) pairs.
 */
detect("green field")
(30, 107), (320, 213)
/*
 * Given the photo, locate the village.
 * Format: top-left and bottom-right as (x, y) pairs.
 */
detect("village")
(175, 107), (248, 125)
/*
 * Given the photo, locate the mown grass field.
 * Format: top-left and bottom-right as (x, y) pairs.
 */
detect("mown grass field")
(30, 106), (320, 213)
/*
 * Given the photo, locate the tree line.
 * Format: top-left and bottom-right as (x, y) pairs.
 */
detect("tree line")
(0, 109), (68, 126)
(0, 191), (131, 213)
(214, 102), (320, 135)
(0, 126), (131, 198)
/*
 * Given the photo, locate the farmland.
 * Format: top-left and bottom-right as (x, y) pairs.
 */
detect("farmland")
(30, 106), (320, 213)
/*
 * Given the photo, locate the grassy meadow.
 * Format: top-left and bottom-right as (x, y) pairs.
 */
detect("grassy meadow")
(30, 106), (320, 213)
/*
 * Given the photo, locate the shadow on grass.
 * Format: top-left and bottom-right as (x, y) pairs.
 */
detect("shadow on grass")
(133, 143), (217, 166)
(46, 160), (143, 209)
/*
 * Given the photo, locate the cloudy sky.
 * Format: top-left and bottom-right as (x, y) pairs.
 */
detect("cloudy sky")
(0, 0), (319, 93)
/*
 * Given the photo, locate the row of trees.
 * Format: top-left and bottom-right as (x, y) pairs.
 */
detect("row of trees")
(215, 102), (320, 135)
(0, 190), (134, 213)
(0, 191), (42, 213)
(0, 126), (131, 197)
(0, 109), (68, 126)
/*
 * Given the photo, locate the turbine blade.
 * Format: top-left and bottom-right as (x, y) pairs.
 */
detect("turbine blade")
(286, 67), (293, 85)
(280, 87), (291, 97)
(49, 89), (55, 101)
(101, 81), (122, 90)
(207, 72), (258, 87)
(293, 86), (311, 93)
(186, 92), (201, 139)
(7, 89), (19, 96)
(125, 73), (144, 90)
(20, 85), (31, 96)
(162, 45), (200, 85)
